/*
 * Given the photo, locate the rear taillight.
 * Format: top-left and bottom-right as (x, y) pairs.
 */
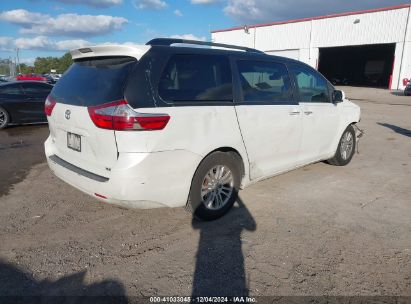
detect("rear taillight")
(45, 95), (57, 116)
(88, 100), (170, 131)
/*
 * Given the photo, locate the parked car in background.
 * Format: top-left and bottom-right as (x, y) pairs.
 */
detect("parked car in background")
(16, 74), (47, 82)
(405, 81), (411, 96)
(50, 74), (61, 82)
(0, 81), (53, 129)
(43, 74), (57, 84)
(45, 38), (361, 221)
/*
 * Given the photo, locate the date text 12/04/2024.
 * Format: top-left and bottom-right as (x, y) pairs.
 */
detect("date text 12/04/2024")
(149, 297), (257, 303)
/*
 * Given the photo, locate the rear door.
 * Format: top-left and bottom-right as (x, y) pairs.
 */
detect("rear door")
(0, 83), (28, 121)
(289, 63), (340, 163)
(233, 58), (303, 180)
(48, 56), (136, 177)
(20, 82), (52, 122)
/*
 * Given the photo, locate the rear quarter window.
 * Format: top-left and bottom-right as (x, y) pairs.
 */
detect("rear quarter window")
(0, 84), (24, 95)
(158, 54), (232, 102)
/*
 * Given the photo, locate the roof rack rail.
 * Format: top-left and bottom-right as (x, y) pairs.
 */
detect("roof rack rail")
(146, 38), (264, 54)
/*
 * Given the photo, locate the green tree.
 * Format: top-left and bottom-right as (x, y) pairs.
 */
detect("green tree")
(58, 53), (72, 73)
(32, 53), (73, 74)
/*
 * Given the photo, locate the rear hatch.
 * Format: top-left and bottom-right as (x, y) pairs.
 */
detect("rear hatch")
(47, 56), (137, 178)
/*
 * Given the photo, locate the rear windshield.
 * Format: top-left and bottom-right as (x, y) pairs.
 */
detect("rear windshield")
(51, 56), (136, 106)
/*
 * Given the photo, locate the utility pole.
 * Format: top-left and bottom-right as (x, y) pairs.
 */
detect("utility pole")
(8, 56), (12, 76)
(16, 48), (21, 74)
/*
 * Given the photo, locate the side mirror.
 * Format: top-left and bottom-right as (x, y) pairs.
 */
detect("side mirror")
(332, 90), (345, 103)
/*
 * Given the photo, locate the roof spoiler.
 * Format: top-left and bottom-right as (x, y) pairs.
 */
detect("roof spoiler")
(146, 38), (264, 54)
(70, 44), (151, 60)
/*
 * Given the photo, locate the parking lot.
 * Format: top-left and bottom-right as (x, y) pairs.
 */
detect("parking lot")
(0, 87), (410, 297)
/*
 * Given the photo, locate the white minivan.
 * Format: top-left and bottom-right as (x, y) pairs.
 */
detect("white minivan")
(45, 38), (361, 220)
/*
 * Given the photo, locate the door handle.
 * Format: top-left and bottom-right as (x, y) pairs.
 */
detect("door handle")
(304, 111), (313, 115)
(289, 111), (301, 116)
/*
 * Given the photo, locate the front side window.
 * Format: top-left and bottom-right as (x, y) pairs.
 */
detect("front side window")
(158, 54), (232, 102)
(290, 64), (330, 103)
(237, 60), (292, 103)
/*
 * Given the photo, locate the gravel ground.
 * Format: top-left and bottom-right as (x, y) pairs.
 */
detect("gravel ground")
(0, 87), (410, 298)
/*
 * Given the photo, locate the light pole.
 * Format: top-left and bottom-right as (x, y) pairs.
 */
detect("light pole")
(16, 48), (21, 74)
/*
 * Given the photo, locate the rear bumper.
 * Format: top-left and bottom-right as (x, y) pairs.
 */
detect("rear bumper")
(45, 136), (202, 209)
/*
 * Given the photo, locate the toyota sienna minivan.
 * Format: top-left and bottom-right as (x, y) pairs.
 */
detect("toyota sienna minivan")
(45, 38), (361, 220)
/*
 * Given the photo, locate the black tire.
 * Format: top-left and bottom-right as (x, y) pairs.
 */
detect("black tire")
(187, 151), (241, 221)
(0, 106), (10, 129)
(327, 125), (356, 166)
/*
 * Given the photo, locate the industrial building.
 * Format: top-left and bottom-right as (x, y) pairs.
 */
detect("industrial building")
(211, 4), (411, 90)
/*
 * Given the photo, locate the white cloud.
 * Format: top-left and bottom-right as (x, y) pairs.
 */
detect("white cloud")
(14, 36), (51, 50)
(54, 39), (93, 50)
(174, 9), (183, 17)
(0, 37), (14, 45)
(0, 9), (128, 38)
(191, 0), (220, 4)
(49, 0), (123, 8)
(132, 0), (167, 10)
(223, 0), (408, 24)
(0, 9), (45, 26)
(19, 57), (36, 65)
(0, 36), (14, 51)
(0, 35), (147, 52)
(170, 34), (206, 41)
(1, 35), (91, 51)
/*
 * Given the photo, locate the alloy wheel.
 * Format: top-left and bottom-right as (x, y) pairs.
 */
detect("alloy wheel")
(200, 165), (234, 210)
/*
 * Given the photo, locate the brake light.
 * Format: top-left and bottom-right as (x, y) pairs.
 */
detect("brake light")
(45, 95), (57, 116)
(88, 100), (170, 131)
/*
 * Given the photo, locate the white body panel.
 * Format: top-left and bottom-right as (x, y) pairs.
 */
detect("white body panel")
(299, 102), (341, 163)
(48, 103), (118, 177)
(234, 104), (302, 179)
(46, 143), (202, 208)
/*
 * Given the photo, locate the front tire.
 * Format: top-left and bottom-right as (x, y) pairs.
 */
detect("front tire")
(187, 152), (241, 221)
(327, 125), (356, 166)
(0, 106), (10, 129)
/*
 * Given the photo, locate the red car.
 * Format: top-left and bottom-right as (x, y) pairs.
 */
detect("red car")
(16, 74), (47, 81)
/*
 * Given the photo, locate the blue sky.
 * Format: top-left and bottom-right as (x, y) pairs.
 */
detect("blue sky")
(0, 0), (407, 65)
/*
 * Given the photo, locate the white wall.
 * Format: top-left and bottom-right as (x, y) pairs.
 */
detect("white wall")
(265, 49), (300, 60)
(212, 6), (411, 89)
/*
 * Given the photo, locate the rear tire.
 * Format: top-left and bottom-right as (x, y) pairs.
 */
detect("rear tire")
(187, 152), (241, 221)
(327, 125), (356, 166)
(0, 106), (10, 129)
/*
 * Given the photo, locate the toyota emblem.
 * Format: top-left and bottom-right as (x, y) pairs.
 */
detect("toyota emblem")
(65, 109), (71, 120)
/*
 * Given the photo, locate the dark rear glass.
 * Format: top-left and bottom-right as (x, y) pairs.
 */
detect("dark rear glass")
(51, 56), (136, 106)
(158, 54), (232, 102)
